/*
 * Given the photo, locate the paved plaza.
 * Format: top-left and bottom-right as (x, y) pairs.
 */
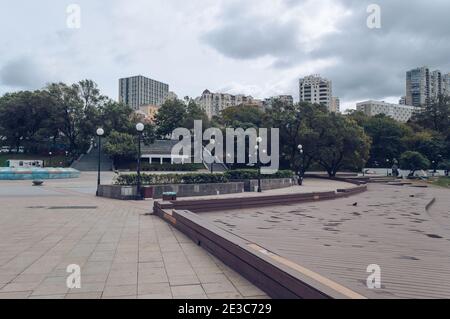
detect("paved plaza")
(0, 173), (267, 299)
(204, 184), (450, 299)
(2, 172), (449, 299)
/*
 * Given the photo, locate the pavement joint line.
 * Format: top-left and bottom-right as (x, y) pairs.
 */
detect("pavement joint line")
(247, 243), (367, 300)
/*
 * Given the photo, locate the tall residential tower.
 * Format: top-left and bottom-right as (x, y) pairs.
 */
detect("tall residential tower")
(119, 75), (169, 110)
(406, 66), (448, 107)
(299, 75), (339, 112)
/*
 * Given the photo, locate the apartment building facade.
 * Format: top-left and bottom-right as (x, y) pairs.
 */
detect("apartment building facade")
(330, 97), (340, 113)
(263, 95), (294, 110)
(299, 75), (339, 112)
(195, 90), (260, 118)
(119, 75), (169, 110)
(356, 100), (420, 123)
(406, 66), (450, 107)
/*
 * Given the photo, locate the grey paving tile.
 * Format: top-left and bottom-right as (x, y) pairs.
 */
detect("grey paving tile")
(102, 285), (137, 297)
(171, 284), (205, 298)
(168, 275), (200, 286)
(202, 281), (237, 294)
(0, 291), (32, 299)
(138, 283), (172, 296)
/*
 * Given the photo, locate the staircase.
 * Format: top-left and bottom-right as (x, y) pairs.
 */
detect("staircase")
(71, 144), (113, 172)
(202, 147), (228, 172)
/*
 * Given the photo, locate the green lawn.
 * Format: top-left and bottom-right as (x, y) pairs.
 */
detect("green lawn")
(430, 177), (450, 188)
(0, 154), (70, 167)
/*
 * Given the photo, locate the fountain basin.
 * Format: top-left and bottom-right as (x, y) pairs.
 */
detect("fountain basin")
(0, 167), (81, 180)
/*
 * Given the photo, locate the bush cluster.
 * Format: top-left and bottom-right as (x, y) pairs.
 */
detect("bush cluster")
(115, 173), (228, 185)
(125, 163), (204, 172)
(115, 169), (294, 186)
(224, 169), (294, 180)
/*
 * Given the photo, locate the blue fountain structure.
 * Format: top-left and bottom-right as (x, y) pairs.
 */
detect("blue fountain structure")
(0, 167), (81, 180)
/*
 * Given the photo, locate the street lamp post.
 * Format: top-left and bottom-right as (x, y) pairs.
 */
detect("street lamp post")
(386, 159), (390, 176)
(256, 137), (263, 193)
(136, 123), (145, 200)
(48, 151), (53, 168)
(96, 128), (104, 196)
(65, 151), (69, 167)
(298, 144), (304, 185)
(210, 138), (215, 174)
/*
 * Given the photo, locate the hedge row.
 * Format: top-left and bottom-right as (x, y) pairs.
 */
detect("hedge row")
(115, 173), (228, 186)
(115, 169), (294, 186)
(138, 163), (204, 172)
(224, 169), (294, 180)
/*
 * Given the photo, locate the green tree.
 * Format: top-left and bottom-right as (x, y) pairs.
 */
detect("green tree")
(99, 101), (135, 135)
(362, 115), (411, 166)
(103, 131), (137, 164)
(311, 113), (371, 177)
(438, 160), (450, 176)
(0, 90), (56, 153)
(182, 100), (210, 130)
(46, 80), (106, 157)
(411, 95), (450, 134)
(264, 101), (326, 175)
(399, 151), (430, 175)
(47, 83), (88, 156)
(404, 130), (447, 164)
(220, 104), (264, 129)
(155, 99), (187, 138)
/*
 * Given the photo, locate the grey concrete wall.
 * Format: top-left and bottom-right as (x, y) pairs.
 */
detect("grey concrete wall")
(246, 178), (294, 192)
(98, 182), (245, 200)
(151, 182), (245, 199)
(97, 185), (138, 200)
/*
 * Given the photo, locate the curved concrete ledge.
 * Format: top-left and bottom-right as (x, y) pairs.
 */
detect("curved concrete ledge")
(425, 197), (436, 211)
(155, 184), (367, 213)
(153, 207), (365, 299)
(153, 183), (368, 298)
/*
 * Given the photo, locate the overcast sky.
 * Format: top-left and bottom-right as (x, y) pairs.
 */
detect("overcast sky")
(1, 0), (449, 111)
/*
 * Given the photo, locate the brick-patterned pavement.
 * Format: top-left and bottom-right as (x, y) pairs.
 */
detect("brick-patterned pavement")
(0, 173), (267, 299)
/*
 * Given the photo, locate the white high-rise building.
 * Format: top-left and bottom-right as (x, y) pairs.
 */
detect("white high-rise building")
(430, 70), (444, 101)
(119, 75), (169, 110)
(330, 97), (340, 113)
(406, 66), (430, 107)
(299, 75), (338, 112)
(356, 100), (420, 123)
(406, 66), (449, 107)
(444, 73), (450, 96)
(195, 90), (260, 118)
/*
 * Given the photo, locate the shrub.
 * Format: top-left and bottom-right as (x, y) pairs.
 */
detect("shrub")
(224, 169), (294, 180)
(399, 151), (430, 174)
(135, 163), (204, 172)
(437, 160), (450, 171)
(115, 173), (227, 185)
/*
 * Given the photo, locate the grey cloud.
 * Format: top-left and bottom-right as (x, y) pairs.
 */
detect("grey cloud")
(311, 0), (450, 101)
(201, 0), (302, 60)
(202, 0), (450, 103)
(202, 19), (300, 60)
(0, 57), (48, 89)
